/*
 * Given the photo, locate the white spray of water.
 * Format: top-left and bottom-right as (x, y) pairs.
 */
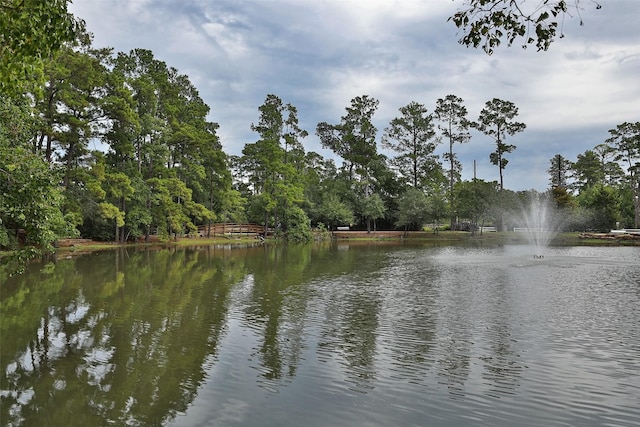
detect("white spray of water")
(517, 195), (562, 257)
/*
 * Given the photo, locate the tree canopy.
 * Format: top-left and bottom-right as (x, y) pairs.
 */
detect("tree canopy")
(0, 0), (84, 95)
(382, 101), (440, 190)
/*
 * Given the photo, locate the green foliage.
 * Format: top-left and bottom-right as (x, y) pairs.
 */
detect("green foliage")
(428, 193), (449, 225)
(241, 94), (307, 229)
(382, 101), (439, 190)
(449, 0), (602, 54)
(572, 149), (605, 191)
(284, 205), (313, 242)
(616, 186), (636, 229)
(317, 95), (379, 182)
(148, 177), (214, 237)
(0, 0), (84, 95)
(473, 98), (526, 190)
(35, 37), (110, 167)
(454, 179), (500, 228)
(317, 194), (354, 230)
(1, 97), (70, 267)
(98, 202), (125, 227)
(606, 121), (640, 227)
(606, 122), (640, 170)
(395, 188), (430, 231)
(434, 94), (471, 228)
(315, 95), (402, 231)
(361, 193), (386, 232)
(215, 188), (246, 223)
(576, 184), (620, 231)
(551, 186), (575, 210)
(547, 154), (573, 189)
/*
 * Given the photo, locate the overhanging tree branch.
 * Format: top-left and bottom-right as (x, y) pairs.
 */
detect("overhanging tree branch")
(449, 0), (602, 54)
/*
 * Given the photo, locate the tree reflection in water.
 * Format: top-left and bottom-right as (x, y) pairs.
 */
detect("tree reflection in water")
(1, 247), (244, 426)
(2, 243), (640, 427)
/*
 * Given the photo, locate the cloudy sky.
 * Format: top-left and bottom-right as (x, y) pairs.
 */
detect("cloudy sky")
(69, 0), (639, 191)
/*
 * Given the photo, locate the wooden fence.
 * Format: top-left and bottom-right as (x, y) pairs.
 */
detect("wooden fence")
(196, 223), (267, 237)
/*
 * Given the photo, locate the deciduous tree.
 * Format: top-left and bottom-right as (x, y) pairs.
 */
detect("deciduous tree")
(316, 193), (353, 231)
(0, 97), (71, 272)
(0, 0), (84, 95)
(455, 179), (500, 233)
(577, 184), (619, 231)
(395, 187), (430, 233)
(361, 193), (386, 233)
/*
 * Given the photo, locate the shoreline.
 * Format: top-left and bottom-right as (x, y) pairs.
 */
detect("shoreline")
(3, 231), (639, 261)
(56, 230), (640, 251)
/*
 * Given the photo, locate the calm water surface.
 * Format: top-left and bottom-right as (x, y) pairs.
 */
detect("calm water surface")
(1, 242), (639, 426)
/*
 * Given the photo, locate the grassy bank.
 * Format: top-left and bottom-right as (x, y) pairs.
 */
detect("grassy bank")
(54, 236), (263, 253)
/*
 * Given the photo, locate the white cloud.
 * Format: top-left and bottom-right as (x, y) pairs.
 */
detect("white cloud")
(69, 0), (640, 191)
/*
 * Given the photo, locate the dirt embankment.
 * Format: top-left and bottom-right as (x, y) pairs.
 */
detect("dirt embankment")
(56, 239), (96, 247)
(578, 232), (640, 241)
(331, 230), (466, 239)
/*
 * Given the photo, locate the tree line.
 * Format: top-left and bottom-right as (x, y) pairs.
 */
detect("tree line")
(2, 14), (639, 270)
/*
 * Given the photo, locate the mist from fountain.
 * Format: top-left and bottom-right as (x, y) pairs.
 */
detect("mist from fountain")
(516, 194), (562, 258)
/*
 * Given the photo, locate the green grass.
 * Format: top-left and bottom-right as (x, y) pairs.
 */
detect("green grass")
(54, 236), (262, 253)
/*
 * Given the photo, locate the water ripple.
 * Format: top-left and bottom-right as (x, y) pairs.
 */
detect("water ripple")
(188, 245), (640, 426)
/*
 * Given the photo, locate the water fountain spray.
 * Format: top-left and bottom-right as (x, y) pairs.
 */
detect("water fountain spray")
(516, 194), (561, 259)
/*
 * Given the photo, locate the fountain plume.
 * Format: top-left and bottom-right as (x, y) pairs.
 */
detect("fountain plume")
(516, 193), (562, 257)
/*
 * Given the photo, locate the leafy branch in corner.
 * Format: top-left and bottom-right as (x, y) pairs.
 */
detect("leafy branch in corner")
(449, 0), (602, 54)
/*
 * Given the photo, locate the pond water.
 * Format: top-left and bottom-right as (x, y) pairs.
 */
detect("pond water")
(1, 242), (639, 426)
